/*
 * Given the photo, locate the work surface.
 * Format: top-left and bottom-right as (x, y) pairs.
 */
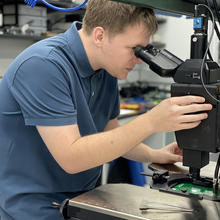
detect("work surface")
(67, 162), (220, 220)
(68, 183), (220, 220)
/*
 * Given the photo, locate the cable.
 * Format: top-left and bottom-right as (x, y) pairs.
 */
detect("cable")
(213, 153), (220, 194)
(208, 48), (214, 60)
(207, 0), (220, 41)
(201, 3), (220, 194)
(204, 1), (215, 60)
(197, 4), (220, 103)
(214, 19), (220, 40)
(204, 0), (214, 60)
(24, 0), (88, 12)
(213, 0), (220, 24)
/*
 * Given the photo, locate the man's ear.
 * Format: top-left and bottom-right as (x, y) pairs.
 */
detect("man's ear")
(92, 27), (106, 47)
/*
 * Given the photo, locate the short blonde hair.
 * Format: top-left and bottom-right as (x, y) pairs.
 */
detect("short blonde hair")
(82, 0), (158, 36)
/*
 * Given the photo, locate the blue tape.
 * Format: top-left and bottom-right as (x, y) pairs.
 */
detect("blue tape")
(194, 17), (202, 29)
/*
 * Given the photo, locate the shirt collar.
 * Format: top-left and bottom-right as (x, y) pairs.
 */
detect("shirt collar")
(65, 21), (95, 78)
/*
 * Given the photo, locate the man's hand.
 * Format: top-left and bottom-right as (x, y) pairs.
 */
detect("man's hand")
(146, 96), (212, 133)
(151, 142), (183, 164)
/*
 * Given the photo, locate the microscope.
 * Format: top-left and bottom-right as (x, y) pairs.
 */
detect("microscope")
(135, 2), (220, 201)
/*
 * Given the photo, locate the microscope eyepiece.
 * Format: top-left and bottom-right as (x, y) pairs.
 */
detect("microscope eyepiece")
(134, 44), (183, 77)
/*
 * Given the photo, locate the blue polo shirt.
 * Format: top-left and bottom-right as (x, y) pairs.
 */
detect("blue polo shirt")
(0, 22), (119, 220)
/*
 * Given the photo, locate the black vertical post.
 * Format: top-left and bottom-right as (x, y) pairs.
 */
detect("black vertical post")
(190, 5), (208, 59)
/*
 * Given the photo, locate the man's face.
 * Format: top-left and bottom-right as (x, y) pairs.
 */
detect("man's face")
(101, 23), (150, 80)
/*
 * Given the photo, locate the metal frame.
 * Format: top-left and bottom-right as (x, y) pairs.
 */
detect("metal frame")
(112, 0), (195, 16)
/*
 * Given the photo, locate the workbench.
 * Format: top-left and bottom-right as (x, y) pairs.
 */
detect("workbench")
(63, 183), (220, 220)
(61, 162), (220, 220)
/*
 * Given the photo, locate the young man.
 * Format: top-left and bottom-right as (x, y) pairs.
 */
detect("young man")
(0, 0), (212, 219)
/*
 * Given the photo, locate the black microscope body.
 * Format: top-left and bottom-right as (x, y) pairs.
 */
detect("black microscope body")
(135, 5), (220, 199)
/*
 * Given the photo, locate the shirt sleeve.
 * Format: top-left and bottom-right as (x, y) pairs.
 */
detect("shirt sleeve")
(9, 56), (77, 126)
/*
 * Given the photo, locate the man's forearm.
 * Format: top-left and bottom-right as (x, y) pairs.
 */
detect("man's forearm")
(39, 113), (154, 174)
(68, 114), (154, 173)
(122, 143), (155, 162)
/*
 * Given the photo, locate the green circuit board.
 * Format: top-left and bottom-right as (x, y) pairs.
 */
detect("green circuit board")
(172, 183), (220, 199)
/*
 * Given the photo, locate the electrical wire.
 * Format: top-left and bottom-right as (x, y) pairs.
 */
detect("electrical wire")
(24, 0), (88, 11)
(206, 0), (220, 41)
(208, 48), (214, 60)
(203, 2), (220, 194)
(213, 0), (220, 24)
(197, 4), (220, 103)
(213, 153), (220, 194)
(204, 0), (214, 60)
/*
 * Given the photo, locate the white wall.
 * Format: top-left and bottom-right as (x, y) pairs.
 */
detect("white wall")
(158, 16), (192, 60)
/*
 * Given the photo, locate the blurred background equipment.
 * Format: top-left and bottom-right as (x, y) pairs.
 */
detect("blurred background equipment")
(2, 2), (47, 35)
